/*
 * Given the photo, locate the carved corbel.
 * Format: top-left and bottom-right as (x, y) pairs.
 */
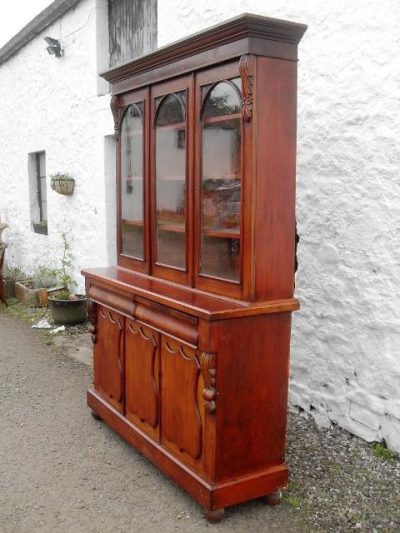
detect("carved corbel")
(201, 352), (217, 414)
(87, 300), (98, 344)
(239, 54), (254, 123)
(110, 95), (121, 140)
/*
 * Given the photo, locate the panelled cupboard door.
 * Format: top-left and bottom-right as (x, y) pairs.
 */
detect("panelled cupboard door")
(124, 319), (160, 440)
(160, 336), (205, 470)
(94, 305), (124, 413)
(150, 76), (194, 285)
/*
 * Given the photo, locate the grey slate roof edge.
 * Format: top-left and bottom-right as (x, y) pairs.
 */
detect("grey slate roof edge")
(0, 0), (82, 66)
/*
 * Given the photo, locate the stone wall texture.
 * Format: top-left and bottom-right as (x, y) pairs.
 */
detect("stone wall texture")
(158, 0), (400, 451)
(0, 0), (399, 451)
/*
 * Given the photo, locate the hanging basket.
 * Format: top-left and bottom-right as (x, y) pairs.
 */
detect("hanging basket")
(50, 176), (75, 196)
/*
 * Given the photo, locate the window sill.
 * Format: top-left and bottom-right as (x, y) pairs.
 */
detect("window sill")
(33, 223), (48, 235)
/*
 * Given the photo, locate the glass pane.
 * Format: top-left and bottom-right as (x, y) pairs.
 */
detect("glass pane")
(120, 103), (144, 259)
(202, 81), (241, 119)
(155, 91), (186, 269)
(200, 82), (241, 281)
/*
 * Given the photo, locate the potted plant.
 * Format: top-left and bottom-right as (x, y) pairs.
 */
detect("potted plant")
(50, 172), (75, 196)
(48, 230), (87, 324)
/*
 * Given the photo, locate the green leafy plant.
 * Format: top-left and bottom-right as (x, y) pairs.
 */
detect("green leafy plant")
(32, 266), (58, 289)
(57, 230), (76, 289)
(371, 442), (397, 461)
(3, 265), (27, 281)
(50, 172), (74, 182)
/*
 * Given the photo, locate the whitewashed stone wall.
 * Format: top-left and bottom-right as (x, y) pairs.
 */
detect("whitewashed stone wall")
(158, 0), (400, 451)
(0, 0), (115, 292)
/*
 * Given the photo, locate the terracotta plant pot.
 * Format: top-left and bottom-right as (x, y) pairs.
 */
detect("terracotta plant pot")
(15, 280), (39, 307)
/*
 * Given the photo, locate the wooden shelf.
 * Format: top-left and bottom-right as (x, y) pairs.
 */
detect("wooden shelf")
(203, 113), (241, 125)
(122, 219), (144, 227)
(157, 222), (185, 233)
(156, 121), (186, 130)
(203, 174), (241, 181)
(204, 227), (240, 239)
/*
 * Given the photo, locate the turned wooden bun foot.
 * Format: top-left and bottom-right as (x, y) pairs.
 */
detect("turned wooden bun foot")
(91, 411), (103, 421)
(263, 490), (282, 506)
(203, 508), (225, 523)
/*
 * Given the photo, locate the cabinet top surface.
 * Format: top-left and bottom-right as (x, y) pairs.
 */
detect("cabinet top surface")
(100, 13), (307, 89)
(83, 267), (299, 320)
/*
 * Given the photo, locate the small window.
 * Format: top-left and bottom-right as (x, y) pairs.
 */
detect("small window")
(28, 151), (47, 235)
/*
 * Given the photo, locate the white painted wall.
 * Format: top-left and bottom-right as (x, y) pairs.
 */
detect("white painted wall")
(0, 0), (115, 291)
(158, 0), (400, 451)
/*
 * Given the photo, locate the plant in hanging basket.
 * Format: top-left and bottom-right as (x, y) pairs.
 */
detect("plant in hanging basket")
(50, 172), (75, 196)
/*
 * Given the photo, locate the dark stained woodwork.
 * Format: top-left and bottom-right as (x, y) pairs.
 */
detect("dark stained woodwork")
(93, 305), (124, 412)
(160, 337), (204, 467)
(212, 313), (292, 480)
(84, 13), (306, 521)
(239, 55), (254, 122)
(83, 266), (300, 320)
(88, 388), (289, 509)
(125, 319), (160, 439)
(264, 490), (282, 506)
(102, 13), (307, 93)
(253, 56), (298, 300)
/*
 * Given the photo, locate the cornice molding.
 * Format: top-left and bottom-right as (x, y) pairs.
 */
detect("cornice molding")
(100, 13), (307, 86)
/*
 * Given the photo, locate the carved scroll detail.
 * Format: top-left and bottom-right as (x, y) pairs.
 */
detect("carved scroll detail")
(110, 95), (121, 140)
(200, 352), (217, 414)
(239, 55), (254, 123)
(87, 300), (98, 344)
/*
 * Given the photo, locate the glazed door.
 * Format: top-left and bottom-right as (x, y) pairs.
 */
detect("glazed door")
(160, 336), (205, 470)
(117, 87), (150, 273)
(93, 305), (124, 413)
(124, 319), (160, 440)
(194, 61), (254, 299)
(150, 76), (194, 284)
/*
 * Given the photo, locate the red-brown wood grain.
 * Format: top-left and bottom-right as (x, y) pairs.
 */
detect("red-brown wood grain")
(253, 56), (298, 300)
(125, 319), (160, 440)
(93, 305), (125, 413)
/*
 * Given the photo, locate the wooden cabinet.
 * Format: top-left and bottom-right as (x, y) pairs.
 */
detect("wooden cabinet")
(83, 13), (307, 521)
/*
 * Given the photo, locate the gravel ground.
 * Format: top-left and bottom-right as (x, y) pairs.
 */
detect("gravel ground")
(285, 412), (400, 532)
(1, 304), (399, 532)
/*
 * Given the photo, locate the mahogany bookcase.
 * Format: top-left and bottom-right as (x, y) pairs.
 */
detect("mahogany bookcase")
(83, 13), (307, 522)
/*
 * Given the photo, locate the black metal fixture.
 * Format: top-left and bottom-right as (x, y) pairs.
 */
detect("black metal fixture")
(44, 36), (63, 58)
